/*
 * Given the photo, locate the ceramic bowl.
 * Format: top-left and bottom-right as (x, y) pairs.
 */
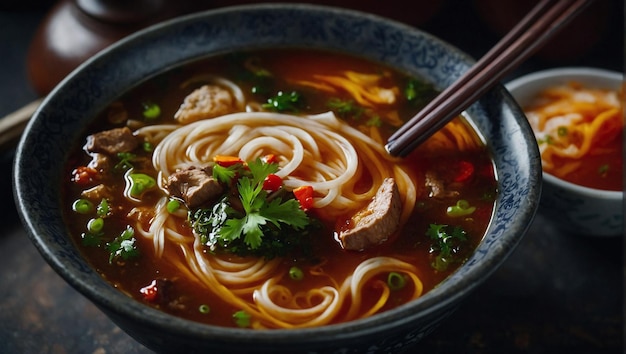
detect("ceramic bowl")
(14, 4), (541, 353)
(506, 67), (623, 237)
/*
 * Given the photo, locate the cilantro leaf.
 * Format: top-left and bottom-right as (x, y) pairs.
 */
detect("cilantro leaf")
(366, 115), (382, 127)
(96, 198), (110, 217)
(247, 158), (279, 185)
(220, 217), (247, 242)
(405, 79), (437, 107)
(426, 224), (468, 272)
(212, 164), (238, 184)
(107, 226), (140, 264)
(237, 177), (264, 214)
(262, 91), (305, 112)
(81, 231), (103, 247)
(115, 152), (136, 171)
(242, 214), (266, 248)
(327, 98), (364, 119)
(260, 198), (308, 229)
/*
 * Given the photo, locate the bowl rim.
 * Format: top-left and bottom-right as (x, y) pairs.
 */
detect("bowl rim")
(13, 2), (541, 347)
(505, 66), (623, 89)
(506, 66), (623, 199)
(543, 172), (622, 198)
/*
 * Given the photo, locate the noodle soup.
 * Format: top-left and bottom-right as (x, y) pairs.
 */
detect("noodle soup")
(63, 48), (497, 329)
(522, 81), (623, 191)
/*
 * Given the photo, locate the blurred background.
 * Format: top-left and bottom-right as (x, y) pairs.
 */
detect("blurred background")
(0, 1), (623, 353)
(1, 0), (623, 103)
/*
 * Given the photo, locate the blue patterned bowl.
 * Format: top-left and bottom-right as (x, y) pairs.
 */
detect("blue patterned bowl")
(506, 67), (623, 237)
(13, 4), (541, 353)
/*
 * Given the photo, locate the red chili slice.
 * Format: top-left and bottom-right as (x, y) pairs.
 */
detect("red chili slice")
(71, 166), (98, 185)
(263, 173), (283, 192)
(293, 185), (314, 211)
(261, 154), (278, 164)
(454, 160), (475, 182)
(213, 155), (243, 167)
(140, 279), (158, 302)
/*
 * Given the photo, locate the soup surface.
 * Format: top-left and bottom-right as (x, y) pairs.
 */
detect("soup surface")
(63, 48), (497, 329)
(522, 81), (623, 191)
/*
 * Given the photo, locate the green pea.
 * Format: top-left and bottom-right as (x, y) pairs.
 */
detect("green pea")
(87, 217), (104, 233)
(166, 199), (181, 213)
(72, 199), (94, 214)
(142, 102), (161, 120)
(289, 266), (304, 281)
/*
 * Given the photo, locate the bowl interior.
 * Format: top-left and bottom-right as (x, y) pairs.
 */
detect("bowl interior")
(13, 3), (541, 348)
(505, 67), (623, 197)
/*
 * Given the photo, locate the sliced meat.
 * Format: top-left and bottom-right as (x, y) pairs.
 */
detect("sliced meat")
(85, 126), (139, 155)
(87, 153), (111, 172)
(424, 171), (459, 199)
(81, 184), (113, 201)
(174, 85), (236, 124)
(337, 178), (402, 251)
(166, 166), (223, 208)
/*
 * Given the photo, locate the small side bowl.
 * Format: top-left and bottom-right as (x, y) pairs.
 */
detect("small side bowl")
(506, 67), (624, 237)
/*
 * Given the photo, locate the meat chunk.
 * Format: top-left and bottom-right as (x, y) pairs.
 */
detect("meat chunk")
(81, 184), (113, 201)
(337, 178), (402, 251)
(424, 171), (459, 199)
(85, 127), (138, 155)
(174, 85), (236, 124)
(87, 153), (111, 172)
(166, 166), (223, 208)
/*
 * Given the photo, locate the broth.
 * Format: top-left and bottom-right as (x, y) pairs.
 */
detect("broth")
(63, 48), (497, 329)
(523, 81), (623, 191)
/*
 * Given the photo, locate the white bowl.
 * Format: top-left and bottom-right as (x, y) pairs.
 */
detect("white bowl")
(506, 67), (624, 237)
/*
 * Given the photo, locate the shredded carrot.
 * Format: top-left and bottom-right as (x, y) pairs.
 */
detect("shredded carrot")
(289, 70), (404, 128)
(523, 81), (623, 190)
(293, 71), (399, 108)
(213, 155), (243, 167)
(418, 118), (483, 153)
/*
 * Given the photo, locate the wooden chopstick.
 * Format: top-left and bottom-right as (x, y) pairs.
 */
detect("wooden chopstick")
(0, 98), (43, 151)
(385, 0), (595, 157)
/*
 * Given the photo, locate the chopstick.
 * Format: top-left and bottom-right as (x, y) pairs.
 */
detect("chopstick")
(385, 0), (594, 157)
(0, 98), (43, 151)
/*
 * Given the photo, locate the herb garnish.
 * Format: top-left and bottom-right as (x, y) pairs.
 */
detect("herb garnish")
(115, 152), (137, 171)
(426, 224), (468, 272)
(598, 164), (609, 177)
(327, 98), (364, 119)
(262, 91), (305, 112)
(405, 79), (437, 107)
(233, 310), (251, 328)
(107, 225), (140, 264)
(191, 158), (312, 259)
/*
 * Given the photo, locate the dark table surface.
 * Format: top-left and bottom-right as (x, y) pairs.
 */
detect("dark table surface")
(1, 1), (623, 353)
